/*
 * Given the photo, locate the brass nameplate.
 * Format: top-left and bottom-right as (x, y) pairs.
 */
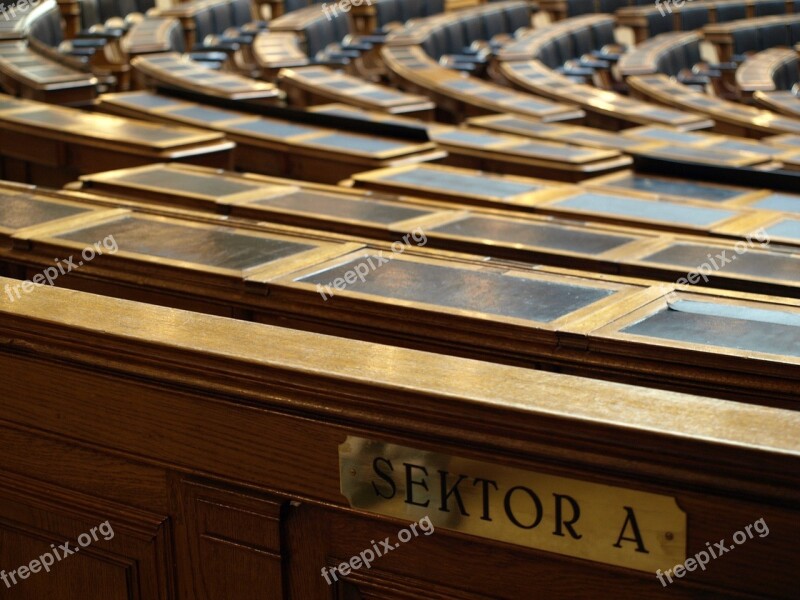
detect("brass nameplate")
(340, 437), (686, 572)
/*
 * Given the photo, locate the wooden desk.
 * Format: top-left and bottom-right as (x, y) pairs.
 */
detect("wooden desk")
(0, 93), (234, 186)
(381, 44), (585, 123)
(0, 41), (99, 105)
(98, 91), (446, 184)
(627, 74), (800, 137)
(496, 60), (714, 130)
(73, 162), (800, 301)
(1, 280), (798, 598)
(132, 52), (283, 103)
(278, 65), (435, 118)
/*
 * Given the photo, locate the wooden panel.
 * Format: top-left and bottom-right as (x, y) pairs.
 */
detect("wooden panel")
(0, 471), (173, 599)
(0, 280), (798, 598)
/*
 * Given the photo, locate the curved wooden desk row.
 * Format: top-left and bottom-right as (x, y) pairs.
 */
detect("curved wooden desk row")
(737, 46), (799, 93)
(1, 177), (799, 407)
(70, 161), (800, 299)
(131, 52), (282, 102)
(755, 88), (800, 117)
(617, 30), (700, 77)
(627, 71), (800, 136)
(467, 113), (794, 161)
(151, 0), (255, 50)
(496, 13), (614, 62)
(348, 162), (800, 240)
(0, 93), (233, 186)
(0, 0), (59, 41)
(617, 32), (800, 136)
(308, 102), (629, 179)
(380, 2), (584, 123)
(704, 12), (800, 62)
(277, 65), (436, 118)
(381, 44), (585, 122)
(0, 39), (99, 104)
(122, 15), (184, 56)
(618, 0), (800, 45)
(98, 91), (444, 184)
(536, 0), (647, 22)
(98, 90), (630, 182)
(496, 59), (713, 129)
(0, 277), (797, 598)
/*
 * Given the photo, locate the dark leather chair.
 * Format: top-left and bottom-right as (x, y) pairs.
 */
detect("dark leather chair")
(789, 21), (800, 44)
(502, 4), (530, 33)
(598, 0), (627, 13)
(374, 0), (401, 29)
(398, 0), (424, 23)
(677, 6), (710, 31)
(571, 26), (594, 57)
(758, 23), (790, 50)
(646, 12), (673, 37)
(462, 14), (483, 43)
(716, 2), (748, 23)
(481, 9), (506, 40)
(538, 43), (561, 68)
(731, 28), (760, 58)
(29, 6), (64, 47)
(753, 0), (786, 17)
(425, 0), (444, 17)
(552, 33), (574, 64)
(566, 0), (595, 17)
(592, 21), (616, 48)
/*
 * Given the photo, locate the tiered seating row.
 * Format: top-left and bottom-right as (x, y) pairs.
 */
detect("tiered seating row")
(97, 91), (445, 183)
(0, 173), (798, 407)
(1, 275), (798, 599)
(0, 93), (234, 186)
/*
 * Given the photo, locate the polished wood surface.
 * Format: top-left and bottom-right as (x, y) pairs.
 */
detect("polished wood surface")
(0, 278), (798, 598)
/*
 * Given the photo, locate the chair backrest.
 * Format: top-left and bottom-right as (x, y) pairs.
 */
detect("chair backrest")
(571, 25), (594, 57)
(552, 32), (574, 63)
(398, 0), (424, 22)
(647, 11), (673, 37)
(375, 0), (400, 28)
(210, 1), (234, 32)
(678, 5), (710, 31)
(462, 14), (483, 42)
(774, 57), (800, 89)
(230, 0), (253, 27)
(79, 0), (100, 29)
(599, 0), (628, 13)
(192, 7), (216, 42)
(29, 5), (63, 47)
(481, 8), (506, 39)
(789, 21), (800, 44)
(592, 20), (616, 47)
(682, 39), (701, 68)
(444, 20), (467, 53)
(566, 0), (595, 17)
(285, 0), (310, 13)
(715, 1), (748, 23)
(732, 27), (759, 55)
(753, 0), (786, 17)
(503, 3), (530, 33)
(758, 22), (790, 50)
